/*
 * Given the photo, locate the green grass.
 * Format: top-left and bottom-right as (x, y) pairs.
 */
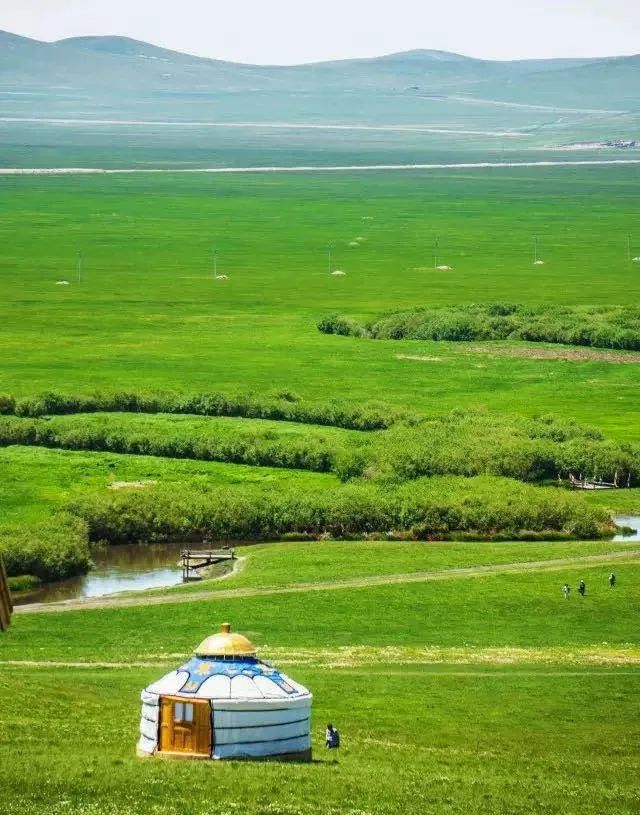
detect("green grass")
(3, 560), (639, 662)
(1, 550), (638, 814)
(3, 166), (640, 575)
(0, 445), (337, 524)
(2, 168), (640, 440)
(2, 113), (640, 815)
(155, 537), (640, 594)
(0, 664), (638, 815)
(581, 488), (640, 514)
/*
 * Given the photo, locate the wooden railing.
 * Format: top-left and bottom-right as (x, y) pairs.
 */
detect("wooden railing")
(181, 548), (235, 582)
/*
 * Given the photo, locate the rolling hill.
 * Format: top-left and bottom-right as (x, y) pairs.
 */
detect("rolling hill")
(1, 30), (638, 123)
(0, 30), (638, 167)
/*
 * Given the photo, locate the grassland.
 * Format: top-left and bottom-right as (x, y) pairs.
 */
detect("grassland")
(1, 542), (639, 814)
(1, 165), (640, 578)
(1, 167), (639, 435)
(0, 445), (338, 525)
(2, 49), (640, 814)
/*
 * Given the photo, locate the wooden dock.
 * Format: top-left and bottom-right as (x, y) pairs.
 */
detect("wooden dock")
(0, 556), (12, 631)
(568, 471), (631, 490)
(181, 548), (235, 582)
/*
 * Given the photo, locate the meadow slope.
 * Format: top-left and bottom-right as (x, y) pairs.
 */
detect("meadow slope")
(1, 545), (639, 815)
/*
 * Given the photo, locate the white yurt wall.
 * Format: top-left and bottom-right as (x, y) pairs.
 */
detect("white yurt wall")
(137, 623), (312, 761)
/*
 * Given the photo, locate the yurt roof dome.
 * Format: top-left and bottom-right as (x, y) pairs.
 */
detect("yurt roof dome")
(143, 623), (312, 703)
(165, 655), (302, 698)
(195, 622), (256, 658)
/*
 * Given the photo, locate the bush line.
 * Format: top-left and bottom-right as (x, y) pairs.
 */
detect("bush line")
(0, 514), (90, 583)
(318, 303), (640, 350)
(1, 475), (617, 582)
(1, 409), (636, 486)
(0, 390), (399, 431)
(70, 477), (614, 547)
(0, 415), (337, 473)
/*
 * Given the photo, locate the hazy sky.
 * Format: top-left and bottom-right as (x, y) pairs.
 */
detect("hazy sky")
(2, 0), (639, 64)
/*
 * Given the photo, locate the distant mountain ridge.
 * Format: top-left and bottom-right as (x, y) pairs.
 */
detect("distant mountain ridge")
(2, 29), (635, 72)
(0, 29), (638, 132)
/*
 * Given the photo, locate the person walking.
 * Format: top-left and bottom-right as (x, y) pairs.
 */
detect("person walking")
(562, 583), (570, 599)
(578, 579), (586, 596)
(325, 723), (340, 751)
(609, 573), (616, 588)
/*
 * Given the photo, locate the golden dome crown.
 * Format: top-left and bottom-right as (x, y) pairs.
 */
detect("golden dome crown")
(195, 623), (256, 658)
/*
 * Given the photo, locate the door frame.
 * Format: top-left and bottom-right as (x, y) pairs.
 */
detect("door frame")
(158, 696), (212, 757)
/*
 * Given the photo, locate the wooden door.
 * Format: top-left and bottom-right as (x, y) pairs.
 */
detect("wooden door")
(159, 697), (211, 756)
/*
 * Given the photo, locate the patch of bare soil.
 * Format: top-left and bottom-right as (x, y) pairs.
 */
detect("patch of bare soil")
(467, 345), (640, 363)
(108, 480), (158, 490)
(396, 354), (443, 362)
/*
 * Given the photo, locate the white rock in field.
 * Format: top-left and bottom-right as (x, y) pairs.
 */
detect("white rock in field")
(633, 256), (640, 262)
(533, 259), (545, 265)
(215, 274), (228, 280)
(56, 280), (70, 285)
(437, 265), (452, 270)
(331, 270), (346, 276)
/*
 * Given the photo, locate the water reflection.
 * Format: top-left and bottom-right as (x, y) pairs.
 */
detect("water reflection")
(14, 542), (185, 606)
(613, 516), (640, 541)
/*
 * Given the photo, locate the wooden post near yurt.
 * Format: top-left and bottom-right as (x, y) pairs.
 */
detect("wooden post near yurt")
(0, 555), (12, 631)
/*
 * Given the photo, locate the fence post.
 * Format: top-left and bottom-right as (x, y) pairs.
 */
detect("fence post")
(0, 555), (12, 630)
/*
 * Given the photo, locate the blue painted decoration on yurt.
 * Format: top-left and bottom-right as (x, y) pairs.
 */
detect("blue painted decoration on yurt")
(137, 623), (312, 760)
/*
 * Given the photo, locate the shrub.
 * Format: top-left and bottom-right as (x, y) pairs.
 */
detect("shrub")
(317, 303), (640, 351)
(0, 408), (637, 487)
(68, 476), (614, 546)
(0, 514), (90, 581)
(7, 574), (41, 592)
(0, 415), (339, 473)
(11, 390), (398, 430)
(0, 395), (15, 415)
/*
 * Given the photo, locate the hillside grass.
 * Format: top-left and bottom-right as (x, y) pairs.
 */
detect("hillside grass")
(176, 538), (640, 592)
(2, 471), (639, 815)
(1, 553), (638, 814)
(4, 560), (639, 661)
(0, 662), (637, 815)
(0, 663), (637, 815)
(132, 537), (640, 603)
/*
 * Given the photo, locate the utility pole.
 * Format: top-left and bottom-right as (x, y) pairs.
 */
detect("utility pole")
(434, 237), (439, 269)
(533, 236), (539, 264)
(627, 234), (632, 262)
(326, 244), (333, 274)
(76, 251), (82, 283)
(212, 248), (218, 278)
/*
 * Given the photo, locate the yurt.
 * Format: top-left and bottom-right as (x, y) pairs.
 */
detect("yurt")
(137, 623), (312, 760)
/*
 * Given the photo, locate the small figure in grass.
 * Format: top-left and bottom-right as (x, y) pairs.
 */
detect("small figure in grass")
(562, 583), (570, 600)
(326, 723), (340, 751)
(609, 573), (616, 588)
(578, 579), (586, 597)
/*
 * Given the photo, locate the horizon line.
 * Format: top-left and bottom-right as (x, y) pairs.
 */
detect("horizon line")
(2, 27), (638, 68)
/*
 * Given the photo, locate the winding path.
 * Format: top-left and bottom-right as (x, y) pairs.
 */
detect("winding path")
(15, 548), (640, 614)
